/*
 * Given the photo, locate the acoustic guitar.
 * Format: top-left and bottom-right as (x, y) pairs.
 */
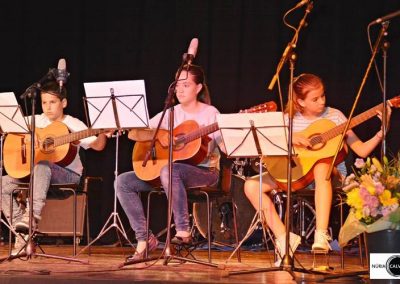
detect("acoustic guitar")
(132, 101), (278, 182)
(4, 121), (106, 179)
(263, 96), (400, 191)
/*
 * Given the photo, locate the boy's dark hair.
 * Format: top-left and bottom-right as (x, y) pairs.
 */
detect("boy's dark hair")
(40, 81), (67, 99)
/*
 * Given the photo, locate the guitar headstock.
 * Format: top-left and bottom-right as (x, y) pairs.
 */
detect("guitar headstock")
(389, 96), (400, 108)
(239, 101), (278, 113)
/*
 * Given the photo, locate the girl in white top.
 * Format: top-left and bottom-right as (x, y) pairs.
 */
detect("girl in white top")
(116, 64), (223, 261)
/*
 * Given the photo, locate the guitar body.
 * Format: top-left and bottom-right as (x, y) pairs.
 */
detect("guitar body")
(4, 121), (77, 179)
(132, 120), (209, 182)
(263, 119), (347, 191)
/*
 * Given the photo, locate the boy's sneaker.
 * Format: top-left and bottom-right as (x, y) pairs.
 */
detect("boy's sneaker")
(15, 211), (37, 233)
(11, 233), (28, 256)
(274, 232), (301, 267)
(311, 230), (332, 252)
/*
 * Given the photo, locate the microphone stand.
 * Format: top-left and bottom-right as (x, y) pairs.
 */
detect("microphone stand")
(321, 21), (390, 284)
(380, 37), (389, 159)
(120, 60), (220, 269)
(229, 2), (327, 279)
(326, 21), (389, 180)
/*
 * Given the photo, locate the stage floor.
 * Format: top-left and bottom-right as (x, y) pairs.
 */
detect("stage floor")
(0, 243), (369, 284)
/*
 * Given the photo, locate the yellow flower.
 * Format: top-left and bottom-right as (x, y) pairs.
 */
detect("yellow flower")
(372, 157), (384, 173)
(366, 157), (371, 167)
(346, 188), (363, 209)
(383, 155), (389, 166)
(379, 190), (398, 206)
(354, 208), (364, 220)
(360, 174), (376, 195)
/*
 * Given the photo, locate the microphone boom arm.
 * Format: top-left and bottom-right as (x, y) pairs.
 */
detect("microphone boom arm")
(326, 22), (389, 180)
(268, 1), (313, 91)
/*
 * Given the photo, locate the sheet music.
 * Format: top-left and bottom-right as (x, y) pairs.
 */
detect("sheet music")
(217, 112), (289, 157)
(83, 80), (149, 129)
(0, 92), (29, 133)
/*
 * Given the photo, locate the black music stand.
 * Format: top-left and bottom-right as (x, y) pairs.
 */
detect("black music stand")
(216, 112), (290, 264)
(0, 92), (88, 264)
(77, 80), (150, 255)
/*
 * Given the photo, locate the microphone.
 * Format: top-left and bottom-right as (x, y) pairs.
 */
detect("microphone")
(54, 58), (69, 93)
(294, 0), (309, 9)
(183, 38), (199, 65)
(370, 10), (400, 25)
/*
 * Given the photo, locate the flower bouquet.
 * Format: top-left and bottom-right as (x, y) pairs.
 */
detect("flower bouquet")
(339, 155), (400, 247)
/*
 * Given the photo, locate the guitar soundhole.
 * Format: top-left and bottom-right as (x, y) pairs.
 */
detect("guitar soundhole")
(41, 137), (55, 154)
(174, 133), (185, 151)
(309, 134), (325, 151)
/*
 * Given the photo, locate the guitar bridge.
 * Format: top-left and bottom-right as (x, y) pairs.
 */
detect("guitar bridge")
(151, 147), (157, 165)
(290, 158), (297, 168)
(21, 137), (26, 164)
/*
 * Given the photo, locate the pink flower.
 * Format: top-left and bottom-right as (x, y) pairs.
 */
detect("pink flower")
(374, 182), (385, 195)
(362, 206), (370, 217)
(370, 206), (379, 217)
(359, 186), (370, 198)
(369, 196), (380, 208)
(381, 205), (398, 217)
(372, 171), (381, 182)
(354, 158), (365, 169)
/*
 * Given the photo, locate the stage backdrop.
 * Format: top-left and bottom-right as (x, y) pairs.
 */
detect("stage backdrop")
(0, 0), (399, 244)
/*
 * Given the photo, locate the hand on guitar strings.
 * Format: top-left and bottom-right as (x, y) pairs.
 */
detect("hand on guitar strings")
(292, 132), (312, 148)
(157, 131), (178, 147)
(24, 133), (41, 149)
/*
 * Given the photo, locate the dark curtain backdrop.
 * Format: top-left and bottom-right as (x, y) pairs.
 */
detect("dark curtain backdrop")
(1, 1), (399, 243)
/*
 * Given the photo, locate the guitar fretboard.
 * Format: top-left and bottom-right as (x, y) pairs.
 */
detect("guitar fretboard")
(171, 100), (278, 145)
(48, 128), (106, 147)
(310, 102), (387, 146)
(178, 122), (219, 144)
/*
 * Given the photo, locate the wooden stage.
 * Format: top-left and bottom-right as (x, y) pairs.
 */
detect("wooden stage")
(0, 242), (370, 283)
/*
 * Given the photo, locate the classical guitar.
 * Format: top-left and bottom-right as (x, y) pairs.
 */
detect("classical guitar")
(4, 121), (107, 179)
(132, 101), (278, 182)
(263, 96), (400, 191)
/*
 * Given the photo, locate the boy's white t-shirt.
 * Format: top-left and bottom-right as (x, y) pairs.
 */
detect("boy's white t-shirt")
(29, 113), (97, 176)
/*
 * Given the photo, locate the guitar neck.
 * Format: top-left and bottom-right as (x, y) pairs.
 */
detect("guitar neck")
(321, 103), (385, 142)
(181, 122), (219, 144)
(53, 128), (105, 147)
(174, 100), (278, 145)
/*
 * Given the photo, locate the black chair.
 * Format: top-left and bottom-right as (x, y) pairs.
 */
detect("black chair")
(145, 159), (241, 263)
(8, 149), (101, 256)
